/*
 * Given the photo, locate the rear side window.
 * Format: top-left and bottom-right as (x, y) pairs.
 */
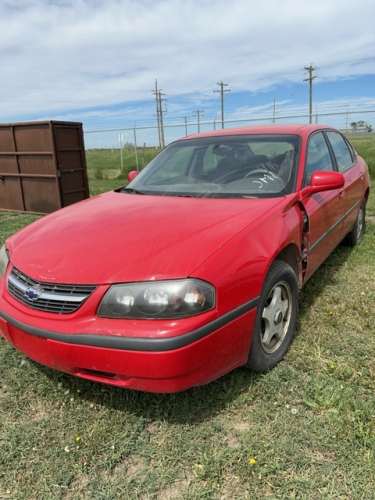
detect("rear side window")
(325, 131), (354, 172)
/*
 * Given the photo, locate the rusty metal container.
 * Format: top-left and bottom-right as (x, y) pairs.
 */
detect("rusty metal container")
(0, 121), (90, 214)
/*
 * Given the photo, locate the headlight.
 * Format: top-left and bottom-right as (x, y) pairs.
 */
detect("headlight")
(0, 244), (9, 278)
(98, 279), (215, 319)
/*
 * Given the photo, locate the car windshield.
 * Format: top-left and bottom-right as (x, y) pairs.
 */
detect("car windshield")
(125, 134), (301, 199)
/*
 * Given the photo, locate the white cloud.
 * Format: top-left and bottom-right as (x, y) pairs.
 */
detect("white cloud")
(0, 0), (374, 127)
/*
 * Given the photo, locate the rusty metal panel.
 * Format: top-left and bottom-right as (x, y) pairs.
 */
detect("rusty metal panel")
(22, 178), (60, 214)
(54, 123), (90, 207)
(54, 125), (81, 149)
(0, 126), (23, 210)
(18, 154), (55, 175)
(0, 126), (15, 151)
(14, 123), (53, 152)
(0, 176), (24, 211)
(0, 121), (89, 214)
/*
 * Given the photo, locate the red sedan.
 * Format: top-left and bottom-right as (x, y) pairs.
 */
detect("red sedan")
(0, 125), (370, 392)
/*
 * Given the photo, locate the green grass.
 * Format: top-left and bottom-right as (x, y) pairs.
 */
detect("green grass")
(0, 178), (374, 498)
(86, 147), (161, 183)
(347, 135), (375, 179)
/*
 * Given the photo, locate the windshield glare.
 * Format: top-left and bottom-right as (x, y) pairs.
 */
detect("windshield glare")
(127, 134), (301, 199)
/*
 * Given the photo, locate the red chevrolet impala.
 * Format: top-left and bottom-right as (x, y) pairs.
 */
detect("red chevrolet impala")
(0, 125), (370, 392)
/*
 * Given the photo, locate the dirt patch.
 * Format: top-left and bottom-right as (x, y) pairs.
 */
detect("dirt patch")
(156, 478), (191, 500)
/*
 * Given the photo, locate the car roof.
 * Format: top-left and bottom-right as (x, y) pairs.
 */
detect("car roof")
(180, 123), (335, 141)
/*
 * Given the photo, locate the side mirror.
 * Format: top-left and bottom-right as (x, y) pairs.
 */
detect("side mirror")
(299, 171), (345, 200)
(128, 171), (139, 182)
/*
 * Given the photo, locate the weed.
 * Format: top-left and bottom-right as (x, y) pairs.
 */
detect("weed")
(94, 167), (104, 180)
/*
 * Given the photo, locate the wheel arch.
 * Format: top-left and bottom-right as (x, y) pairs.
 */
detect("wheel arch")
(273, 243), (302, 288)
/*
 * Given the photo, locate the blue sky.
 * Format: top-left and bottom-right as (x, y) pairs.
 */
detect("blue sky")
(1, 0), (374, 139)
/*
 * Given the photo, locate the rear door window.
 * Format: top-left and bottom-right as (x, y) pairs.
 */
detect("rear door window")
(325, 131), (354, 172)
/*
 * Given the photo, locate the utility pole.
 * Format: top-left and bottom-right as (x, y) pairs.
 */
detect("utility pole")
(193, 110), (204, 133)
(119, 133), (123, 171)
(214, 81), (230, 129)
(133, 122), (139, 171)
(153, 80), (161, 148)
(181, 116), (188, 136)
(152, 80), (166, 148)
(303, 64), (317, 124)
(158, 91), (166, 148)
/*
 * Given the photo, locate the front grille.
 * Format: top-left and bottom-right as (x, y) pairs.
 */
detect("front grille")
(7, 267), (97, 314)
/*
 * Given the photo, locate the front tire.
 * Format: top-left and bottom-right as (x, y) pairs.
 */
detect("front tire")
(246, 261), (299, 372)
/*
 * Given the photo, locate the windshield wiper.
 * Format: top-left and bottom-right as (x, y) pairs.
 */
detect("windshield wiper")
(122, 187), (145, 195)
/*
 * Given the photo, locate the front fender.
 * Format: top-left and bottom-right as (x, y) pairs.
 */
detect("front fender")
(191, 196), (303, 317)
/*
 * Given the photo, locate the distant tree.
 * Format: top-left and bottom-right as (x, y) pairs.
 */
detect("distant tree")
(351, 121), (373, 133)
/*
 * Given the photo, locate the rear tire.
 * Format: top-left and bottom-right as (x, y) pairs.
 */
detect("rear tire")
(345, 198), (366, 247)
(246, 261), (298, 372)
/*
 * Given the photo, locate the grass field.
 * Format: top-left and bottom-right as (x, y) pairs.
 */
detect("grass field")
(349, 135), (375, 179)
(0, 168), (374, 498)
(86, 147), (162, 183)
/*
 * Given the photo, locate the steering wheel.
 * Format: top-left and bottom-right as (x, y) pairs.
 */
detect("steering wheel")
(215, 167), (248, 184)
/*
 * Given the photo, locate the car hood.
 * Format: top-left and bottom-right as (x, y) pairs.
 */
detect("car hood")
(8, 191), (283, 284)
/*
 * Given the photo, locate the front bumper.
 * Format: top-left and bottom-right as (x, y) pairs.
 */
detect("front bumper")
(0, 289), (258, 393)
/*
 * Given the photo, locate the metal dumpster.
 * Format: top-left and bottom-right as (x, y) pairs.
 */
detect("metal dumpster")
(0, 121), (90, 214)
